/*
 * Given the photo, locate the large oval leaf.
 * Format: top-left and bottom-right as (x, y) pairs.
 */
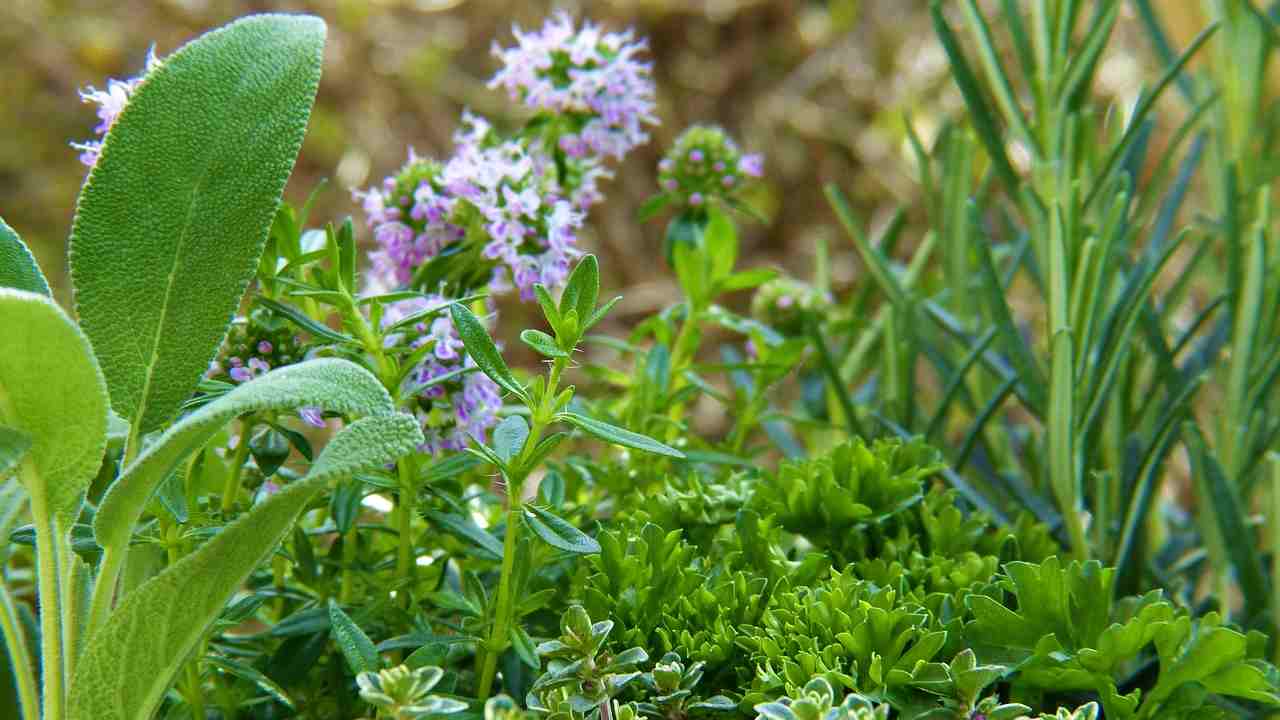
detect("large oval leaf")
(69, 14), (327, 435)
(68, 414), (423, 720)
(0, 218), (50, 296)
(0, 289), (108, 523)
(94, 358), (393, 553)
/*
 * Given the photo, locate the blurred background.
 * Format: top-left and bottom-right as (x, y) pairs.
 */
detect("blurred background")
(0, 0), (1213, 317)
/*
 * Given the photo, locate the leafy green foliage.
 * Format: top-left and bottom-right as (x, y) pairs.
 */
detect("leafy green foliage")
(67, 414), (423, 720)
(69, 14), (326, 435)
(0, 289), (109, 523)
(0, 218), (50, 296)
(94, 358), (394, 553)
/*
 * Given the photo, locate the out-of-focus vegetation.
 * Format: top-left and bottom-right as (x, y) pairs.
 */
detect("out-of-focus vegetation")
(0, 0), (1210, 314)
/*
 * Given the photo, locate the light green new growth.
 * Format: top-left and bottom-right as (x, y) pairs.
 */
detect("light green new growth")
(0, 289), (109, 720)
(69, 14), (327, 437)
(0, 218), (51, 296)
(0, 289), (109, 522)
(67, 414), (424, 720)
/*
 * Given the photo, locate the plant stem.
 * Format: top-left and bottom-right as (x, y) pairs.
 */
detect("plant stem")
(341, 523), (358, 604)
(476, 355), (568, 699)
(221, 418), (257, 514)
(86, 433), (145, 638)
(29, 489), (66, 720)
(476, 505), (521, 700)
(394, 459), (416, 609)
(0, 581), (39, 720)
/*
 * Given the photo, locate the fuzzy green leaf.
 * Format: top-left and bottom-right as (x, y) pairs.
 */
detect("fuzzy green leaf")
(0, 290), (109, 524)
(328, 600), (380, 675)
(94, 358), (393, 554)
(0, 218), (50, 296)
(67, 414), (423, 720)
(557, 412), (684, 458)
(69, 14), (326, 435)
(450, 303), (526, 402)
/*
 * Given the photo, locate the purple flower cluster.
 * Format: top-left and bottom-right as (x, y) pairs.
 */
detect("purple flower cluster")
(355, 151), (465, 288)
(657, 125), (764, 210)
(357, 14), (655, 302)
(489, 11), (657, 161)
(378, 294), (503, 454)
(72, 49), (159, 167)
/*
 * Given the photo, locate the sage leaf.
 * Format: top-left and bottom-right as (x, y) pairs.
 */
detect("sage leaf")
(557, 411), (684, 458)
(328, 600), (380, 675)
(95, 358), (393, 555)
(67, 413), (423, 720)
(450, 303), (527, 402)
(69, 14), (327, 435)
(0, 218), (50, 296)
(522, 504), (601, 555)
(0, 289), (109, 523)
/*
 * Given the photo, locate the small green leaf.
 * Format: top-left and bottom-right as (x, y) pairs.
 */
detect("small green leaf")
(493, 416), (530, 464)
(0, 218), (50, 296)
(328, 600), (380, 675)
(0, 290), (109, 524)
(522, 504), (601, 555)
(583, 296), (622, 333)
(68, 414), (423, 720)
(450, 303), (526, 402)
(704, 206), (738, 282)
(95, 359), (393, 555)
(718, 268), (778, 293)
(424, 511), (503, 561)
(511, 625), (540, 668)
(557, 412), (684, 458)
(206, 655), (294, 709)
(69, 14), (327, 435)
(257, 297), (357, 345)
(521, 329), (568, 358)
(533, 284), (561, 330)
(560, 254), (600, 329)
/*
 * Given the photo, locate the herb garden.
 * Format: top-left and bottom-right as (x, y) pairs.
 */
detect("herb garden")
(5, 2), (1280, 719)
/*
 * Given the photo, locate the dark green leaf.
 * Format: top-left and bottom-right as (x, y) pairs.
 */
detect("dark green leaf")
(450, 303), (527, 402)
(522, 505), (601, 555)
(557, 412), (684, 458)
(328, 600), (380, 675)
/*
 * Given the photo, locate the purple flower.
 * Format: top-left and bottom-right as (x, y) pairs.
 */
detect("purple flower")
(298, 406), (326, 428)
(489, 12), (657, 162)
(738, 153), (765, 178)
(229, 366), (251, 383)
(73, 48), (160, 167)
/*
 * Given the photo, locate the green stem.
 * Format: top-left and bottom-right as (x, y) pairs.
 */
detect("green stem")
(476, 505), (521, 700)
(30, 490), (66, 720)
(476, 356), (568, 699)
(84, 546), (122, 640)
(341, 523), (358, 604)
(86, 432), (145, 638)
(0, 581), (39, 720)
(394, 460), (416, 609)
(221, 418), (257, 514)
